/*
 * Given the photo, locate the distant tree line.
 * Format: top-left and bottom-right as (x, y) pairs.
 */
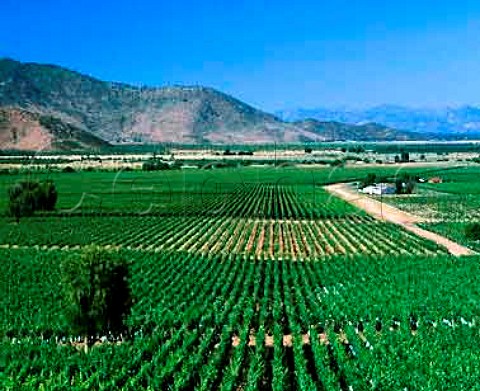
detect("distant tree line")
(142, 159), (171, 171)
(471, 156), (480, 164)
(223, 149), (254, 156)
(340, 146), (366, 153)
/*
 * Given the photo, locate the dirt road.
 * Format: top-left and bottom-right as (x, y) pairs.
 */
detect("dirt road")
(325, 183), (475, 257)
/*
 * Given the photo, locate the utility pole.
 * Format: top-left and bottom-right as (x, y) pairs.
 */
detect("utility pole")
(274, 141), (277, 167)
(380, 183), (384, 220)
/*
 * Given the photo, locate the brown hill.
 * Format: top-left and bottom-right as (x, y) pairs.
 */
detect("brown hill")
(0, 107), (109, 151)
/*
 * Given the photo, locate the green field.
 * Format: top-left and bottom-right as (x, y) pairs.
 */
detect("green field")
(1, 164), (479, 390)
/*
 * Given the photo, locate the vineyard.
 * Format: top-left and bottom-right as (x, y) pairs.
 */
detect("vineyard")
(384, 166), (480, 254)
(0, 214), (446, 259)
(1, 166), (478, 390)
(2, 248), (480, 390)
(420, 222), (480, 252)
(385, 166), (480, 222)
(387, 193), (480, 221)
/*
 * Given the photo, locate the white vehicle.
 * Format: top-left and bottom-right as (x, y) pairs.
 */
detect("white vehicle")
(360, 183), (396, 195)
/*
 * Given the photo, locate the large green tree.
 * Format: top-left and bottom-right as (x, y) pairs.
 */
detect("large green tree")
(465, 223), (480, 241)
(7, 182), (37, 222)
(7, 180), (57, 222)
(395, 173), (418, 195)
(60, 247), (132, 352)
(360, 173), (377, 189)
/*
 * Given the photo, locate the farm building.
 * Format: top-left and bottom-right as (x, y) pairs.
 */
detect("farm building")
(360, 183), (396, 195)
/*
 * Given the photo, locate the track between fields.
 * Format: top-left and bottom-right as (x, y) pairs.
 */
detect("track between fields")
(325, 183), (476, 257)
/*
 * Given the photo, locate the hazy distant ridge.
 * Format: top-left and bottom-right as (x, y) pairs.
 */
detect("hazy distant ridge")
(276, 105), (480, 136)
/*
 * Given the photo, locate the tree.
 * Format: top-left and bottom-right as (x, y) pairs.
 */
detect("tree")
(8, 184), (36, 223)
(394, 173), (417, 195)
(7, 180), (58, 222)
(465, 223), (480, 241)
(36, 180), (57, 210)
(395, 178), (403, 195)
(361, 173), (377, 189)
(60, 247), (132, 352)
(401, 151), (410, 162)
(404, 180), (416, 194)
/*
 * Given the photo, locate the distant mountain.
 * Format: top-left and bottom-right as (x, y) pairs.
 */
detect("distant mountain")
(0, 58), (436, 150)
(276, 105), (480, 137)
(293, 119), (416, 141)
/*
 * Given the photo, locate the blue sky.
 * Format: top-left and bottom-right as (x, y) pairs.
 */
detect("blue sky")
(1, 0), (480, 111)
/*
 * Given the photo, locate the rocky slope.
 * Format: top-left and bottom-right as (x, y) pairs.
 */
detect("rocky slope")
(0, 107), (108, 151)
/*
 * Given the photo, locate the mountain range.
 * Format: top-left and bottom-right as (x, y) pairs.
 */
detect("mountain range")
(0, 58), (462, 151)
(277, 105), (480, 137)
